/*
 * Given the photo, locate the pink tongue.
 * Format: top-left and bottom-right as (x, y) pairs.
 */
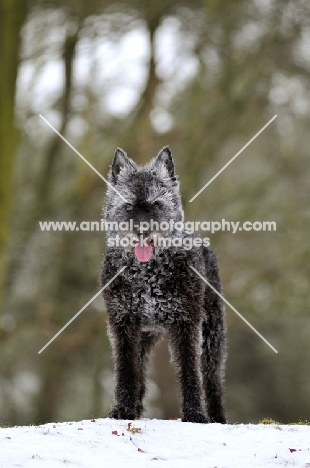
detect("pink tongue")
(134, 240), (153, 262)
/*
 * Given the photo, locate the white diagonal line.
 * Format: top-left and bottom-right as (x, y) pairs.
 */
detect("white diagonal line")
(38, 266), (126, 354)
(189, 115), (277, 202)
(39, 114), (127, 202)
(190, 266), (278, 354)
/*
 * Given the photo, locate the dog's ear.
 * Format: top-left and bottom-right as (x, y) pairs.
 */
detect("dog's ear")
(153, 146), (175, 178)
(110, 148), (137, 184)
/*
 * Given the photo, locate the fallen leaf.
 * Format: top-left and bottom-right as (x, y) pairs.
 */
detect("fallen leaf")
(133, 427), (141, 434)
(127, 423), (142, 434)
(78, 428), (83, 431)
(138, 448), (145, 453)
(112, 430), (118, 436)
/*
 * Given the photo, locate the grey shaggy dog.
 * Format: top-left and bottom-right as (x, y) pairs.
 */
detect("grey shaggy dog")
(101, 147), (227, 424)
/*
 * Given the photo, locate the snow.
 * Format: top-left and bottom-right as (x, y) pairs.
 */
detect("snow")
(1, 418), (310, 468)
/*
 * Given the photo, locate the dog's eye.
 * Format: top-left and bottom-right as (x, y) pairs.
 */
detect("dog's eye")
(154, 201), (163, 208)
(124, 203), (133, 211)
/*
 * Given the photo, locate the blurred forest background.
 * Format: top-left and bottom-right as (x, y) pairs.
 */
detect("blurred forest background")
(0, 0), (309, 426)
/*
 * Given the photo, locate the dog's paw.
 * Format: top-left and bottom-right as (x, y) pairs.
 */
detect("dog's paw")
(209, 415), (227, 424)
(108, 405), (136, 420)
(135, 402), (144, 419)
(182, 411), (208, 424)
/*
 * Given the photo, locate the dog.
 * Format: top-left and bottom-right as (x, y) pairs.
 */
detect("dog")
(101, 146), (227, 423)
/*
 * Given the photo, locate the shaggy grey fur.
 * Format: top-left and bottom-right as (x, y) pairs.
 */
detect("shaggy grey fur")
(101, 147), (226, 423)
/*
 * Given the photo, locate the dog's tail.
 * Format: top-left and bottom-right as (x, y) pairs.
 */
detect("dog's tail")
(201, 246), (227, 423)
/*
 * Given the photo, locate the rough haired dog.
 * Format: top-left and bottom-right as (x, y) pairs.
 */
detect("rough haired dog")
(101, 147), (226, 423)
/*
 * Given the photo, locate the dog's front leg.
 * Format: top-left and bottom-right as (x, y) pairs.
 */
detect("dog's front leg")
(169, 321), (207, 423)
(108, 320), (141, 420)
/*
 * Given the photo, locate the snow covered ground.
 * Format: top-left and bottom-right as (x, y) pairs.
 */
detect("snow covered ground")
(1, 418), (310, 468)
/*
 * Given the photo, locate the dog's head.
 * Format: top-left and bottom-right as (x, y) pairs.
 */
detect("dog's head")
(104, 147), (184, 261)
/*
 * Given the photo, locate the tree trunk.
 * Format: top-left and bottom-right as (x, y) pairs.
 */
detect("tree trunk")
(0, 0), (28, 313)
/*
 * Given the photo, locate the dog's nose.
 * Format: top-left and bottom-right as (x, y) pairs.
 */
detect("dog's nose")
(137, 228), (150, 238)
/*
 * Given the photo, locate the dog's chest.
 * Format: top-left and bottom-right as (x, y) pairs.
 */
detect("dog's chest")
(126, 260), (181, 330)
